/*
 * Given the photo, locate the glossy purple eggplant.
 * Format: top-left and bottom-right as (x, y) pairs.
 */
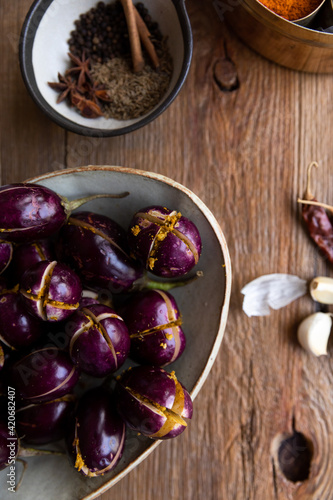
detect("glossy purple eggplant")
(115, 366), (193, 439)
(16, 394), (76, 445)
(57, 211), (143, 293)
(0, 420), (18, 471)
(68, 387), (126, 477)
(10, 347), (79, 403)
(0, 183), (128, 243)
(0, 240), (13, 274)
(68, 304), (130, 377)
(10, 239), (54, 283)
(20, 260), (82, 322)
(0, 287), (44, 350)
(122, 289), (186, 366)
(128, 206), (202, 278)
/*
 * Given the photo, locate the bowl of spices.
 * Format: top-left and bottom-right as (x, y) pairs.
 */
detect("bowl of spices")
(218, 0), (333, 73)
(19, 0), (193, 136)
(256, 0), (326, 26)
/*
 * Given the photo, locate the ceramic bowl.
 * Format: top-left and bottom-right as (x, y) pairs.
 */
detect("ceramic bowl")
(219, 0), (333, 73)
(0, 166), (231, 500)
(19, 0), (193, 136)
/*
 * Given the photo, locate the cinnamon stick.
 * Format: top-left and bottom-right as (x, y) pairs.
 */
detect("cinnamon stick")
(134, 6), (160, 69)
(120, 0), (144, 73)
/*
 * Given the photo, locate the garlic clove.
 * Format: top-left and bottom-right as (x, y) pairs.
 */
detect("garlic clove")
(309, 276), (333, 304)
(297, 312), (332, 356)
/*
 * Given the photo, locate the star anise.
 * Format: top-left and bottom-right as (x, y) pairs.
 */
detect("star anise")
(65, 51), (92, 87)
(48, 52), (108, 119)
(82, 80), (112, 105)
(71, 93), (104, 119)
(48, 73), (79, 104)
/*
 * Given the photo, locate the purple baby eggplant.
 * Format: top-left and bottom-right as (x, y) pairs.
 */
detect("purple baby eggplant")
(68, 304), (130, 377)
(122, 289), (186, 366)
(0, 240), (13, 274)
(10, 347), (79, 403)
(115, 366), (193, 439)
(0, 183), (128, 243)
(16, 394), (76, 444)
(57, 211), (143, 293)
(68, 387), (126, 477)
(10, 239), (54, 283)
(0, 287), (44, 350)
(0, 420), (18, 471)
(128, 206), (202, 278)
(20, 260), (82, 322)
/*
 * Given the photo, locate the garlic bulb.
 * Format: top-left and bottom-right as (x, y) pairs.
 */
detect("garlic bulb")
(241, 274), (308, 317)
(297, 312), (332, 356)
(309, 277), (333, 304)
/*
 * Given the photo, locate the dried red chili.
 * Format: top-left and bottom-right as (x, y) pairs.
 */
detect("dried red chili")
(298, 162), (333, 264)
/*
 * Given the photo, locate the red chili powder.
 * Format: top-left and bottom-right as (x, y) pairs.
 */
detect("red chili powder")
(259, 0), (323, 21)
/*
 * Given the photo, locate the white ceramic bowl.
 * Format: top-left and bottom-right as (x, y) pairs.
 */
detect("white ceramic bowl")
(0, 166), (231, 500)
(19, 0), (192, 136)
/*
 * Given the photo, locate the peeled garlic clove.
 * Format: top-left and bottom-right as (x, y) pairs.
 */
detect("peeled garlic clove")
(309, 277), (333, 304)
(297, 312), (332, 356)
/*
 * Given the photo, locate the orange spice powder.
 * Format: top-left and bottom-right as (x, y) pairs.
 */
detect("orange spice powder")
(259, 0), (323, 21)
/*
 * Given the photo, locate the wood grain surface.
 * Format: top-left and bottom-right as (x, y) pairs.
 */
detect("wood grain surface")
(2, 1), (333, 499)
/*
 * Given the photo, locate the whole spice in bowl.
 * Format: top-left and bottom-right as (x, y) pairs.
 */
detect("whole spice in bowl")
(48, 0), (173, 120)
(20, 0), (193, 136)
(90, 53), (172, 120)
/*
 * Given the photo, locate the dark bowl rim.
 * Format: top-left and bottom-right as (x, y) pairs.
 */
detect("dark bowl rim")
(19, 0), (193, 137)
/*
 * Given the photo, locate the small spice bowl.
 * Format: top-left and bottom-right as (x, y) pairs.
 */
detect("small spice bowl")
(19, 0), (193, 136)
(292, 0), (326, 27)
(220, 0), (333, 73)
(256, 0), (326, 27)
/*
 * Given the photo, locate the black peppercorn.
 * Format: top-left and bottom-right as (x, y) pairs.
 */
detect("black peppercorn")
(67, 0), (164, 64)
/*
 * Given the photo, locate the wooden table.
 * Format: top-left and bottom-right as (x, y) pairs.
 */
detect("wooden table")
(2, 1), (333, 499)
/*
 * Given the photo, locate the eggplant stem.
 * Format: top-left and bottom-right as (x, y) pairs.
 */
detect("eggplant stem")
(15, 458), (28, 491)
(139, 270), (204, 291)
(18, 446), (65, 458)
(65, 192), (130, 213)
(297, 198), (333, 214)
